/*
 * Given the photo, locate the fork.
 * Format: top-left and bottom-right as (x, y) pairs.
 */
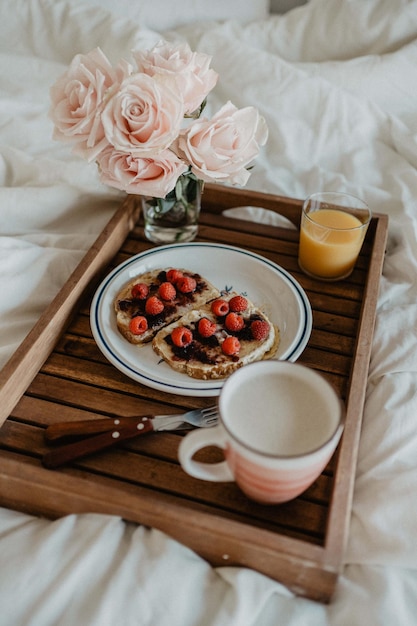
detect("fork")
(157, 405), (219, 430)
(42, 405), (219, 469)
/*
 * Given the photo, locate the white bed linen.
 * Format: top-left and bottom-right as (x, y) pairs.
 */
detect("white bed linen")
(69, 0), (270, 31)
(1, 0), (417, 624)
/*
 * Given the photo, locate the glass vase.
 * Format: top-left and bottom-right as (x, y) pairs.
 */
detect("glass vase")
(141, 173), (202, 244)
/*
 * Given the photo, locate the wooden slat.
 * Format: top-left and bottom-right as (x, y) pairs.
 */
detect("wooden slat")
(0, 198), (141, 427)
(0, 418), (332, 536)
(0, 185), (388, 602)
(0, 452), (336, 602)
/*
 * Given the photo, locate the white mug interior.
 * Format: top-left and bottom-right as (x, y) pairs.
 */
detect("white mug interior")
(178, 361), (344, 503)
(220, 361), (342, 458)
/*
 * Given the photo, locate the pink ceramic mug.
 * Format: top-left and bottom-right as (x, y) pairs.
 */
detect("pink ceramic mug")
(178, 361), (344, 504)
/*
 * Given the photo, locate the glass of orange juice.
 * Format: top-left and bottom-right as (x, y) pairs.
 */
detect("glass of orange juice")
(298, 192), (371, 281)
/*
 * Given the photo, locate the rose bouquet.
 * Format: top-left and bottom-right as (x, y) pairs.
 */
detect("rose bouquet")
(49, 41), (268, 241)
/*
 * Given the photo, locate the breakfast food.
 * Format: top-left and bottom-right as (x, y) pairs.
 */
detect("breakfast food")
(152, 292), (279, 380)
(114, 268), (220, 344)
(114, 267), (279, 380)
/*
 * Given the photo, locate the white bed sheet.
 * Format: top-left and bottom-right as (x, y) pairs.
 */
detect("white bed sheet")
(1, 0), (417, 624)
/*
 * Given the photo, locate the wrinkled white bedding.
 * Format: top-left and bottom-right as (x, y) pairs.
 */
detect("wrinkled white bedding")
(1, 0), (417, 624)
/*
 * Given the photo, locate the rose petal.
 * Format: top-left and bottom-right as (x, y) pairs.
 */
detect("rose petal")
(96, 146), (188, 197)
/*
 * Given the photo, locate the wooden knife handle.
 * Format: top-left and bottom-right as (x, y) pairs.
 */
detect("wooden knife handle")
(42, 417), (155, 469)
(45, 416), (154, 443)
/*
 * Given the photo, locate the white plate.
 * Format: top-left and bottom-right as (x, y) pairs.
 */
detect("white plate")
(90, 243), (312, 397)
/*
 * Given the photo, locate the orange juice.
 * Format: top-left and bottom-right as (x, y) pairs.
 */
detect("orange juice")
(299, 208), (366, 280)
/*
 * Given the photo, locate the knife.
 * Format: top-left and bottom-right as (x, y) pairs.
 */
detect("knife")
(42, 414), (192, 470)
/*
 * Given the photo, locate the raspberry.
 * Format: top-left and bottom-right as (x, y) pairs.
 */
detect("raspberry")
(158, 281), (176, 301)
(145, 296), (164, 316)
(129, 316), (148, 335)
(131, 282), (149, 300)
(166, 269), (183, 283)
(198, 317), (216, 337)
(225, 312), (244, 332)
(222, 336), (240, 356)
(177, 276), (197, 293)
(229, 295), (248, 312)
(171, 326), (193, 348)
(251, 320), (270, 341)
(211, 299), (229, 317)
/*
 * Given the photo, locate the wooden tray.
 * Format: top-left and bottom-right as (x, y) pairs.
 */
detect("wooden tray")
(0, 185), (388, 603)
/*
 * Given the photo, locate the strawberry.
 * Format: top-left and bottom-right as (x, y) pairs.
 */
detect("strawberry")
(225, 312), (244, 332)
(198, 317), (216, 337)
(166, 269), (183, 283)
(251, 320), (270, 341)
(211, 299), (229, 317)
(158, 281), (176, 301)
(129, 315), (148, 335)
(177, 276), (197, 294)
(221, 336), (240, 356)
(131, 282), (149, 300)
(145, 295), (164, 316)
(229, 295), (248, 312)
(171, 326), (193, 348)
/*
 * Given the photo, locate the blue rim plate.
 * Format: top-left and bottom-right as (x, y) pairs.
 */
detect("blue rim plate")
(90, 243), (312, 397)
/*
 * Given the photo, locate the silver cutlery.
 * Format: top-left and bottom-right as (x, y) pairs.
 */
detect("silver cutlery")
(42, 405), (219, 469)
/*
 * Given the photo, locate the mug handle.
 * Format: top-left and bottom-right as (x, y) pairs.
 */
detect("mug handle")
(178, 425), (234, 482)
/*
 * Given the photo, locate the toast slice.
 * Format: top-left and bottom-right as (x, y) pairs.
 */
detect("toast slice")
(114, 268), (220, 345)
(152, 293), (279, 380)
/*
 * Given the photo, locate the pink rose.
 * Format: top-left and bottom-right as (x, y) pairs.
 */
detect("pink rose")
(176, 102), (268, 185)
(96, 146), (188, 197)
(49, 48), (122, 161)
(133, 41), (218, 116)
(101, 73), (184, 157)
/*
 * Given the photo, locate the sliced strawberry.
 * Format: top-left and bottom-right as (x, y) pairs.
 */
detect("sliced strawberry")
(145, 295), (164, 316)
(129, 316), (148, 335)
(171, 326), (193, 347)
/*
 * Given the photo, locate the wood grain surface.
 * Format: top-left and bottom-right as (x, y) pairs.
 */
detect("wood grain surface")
(0, 185), (388, 602)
